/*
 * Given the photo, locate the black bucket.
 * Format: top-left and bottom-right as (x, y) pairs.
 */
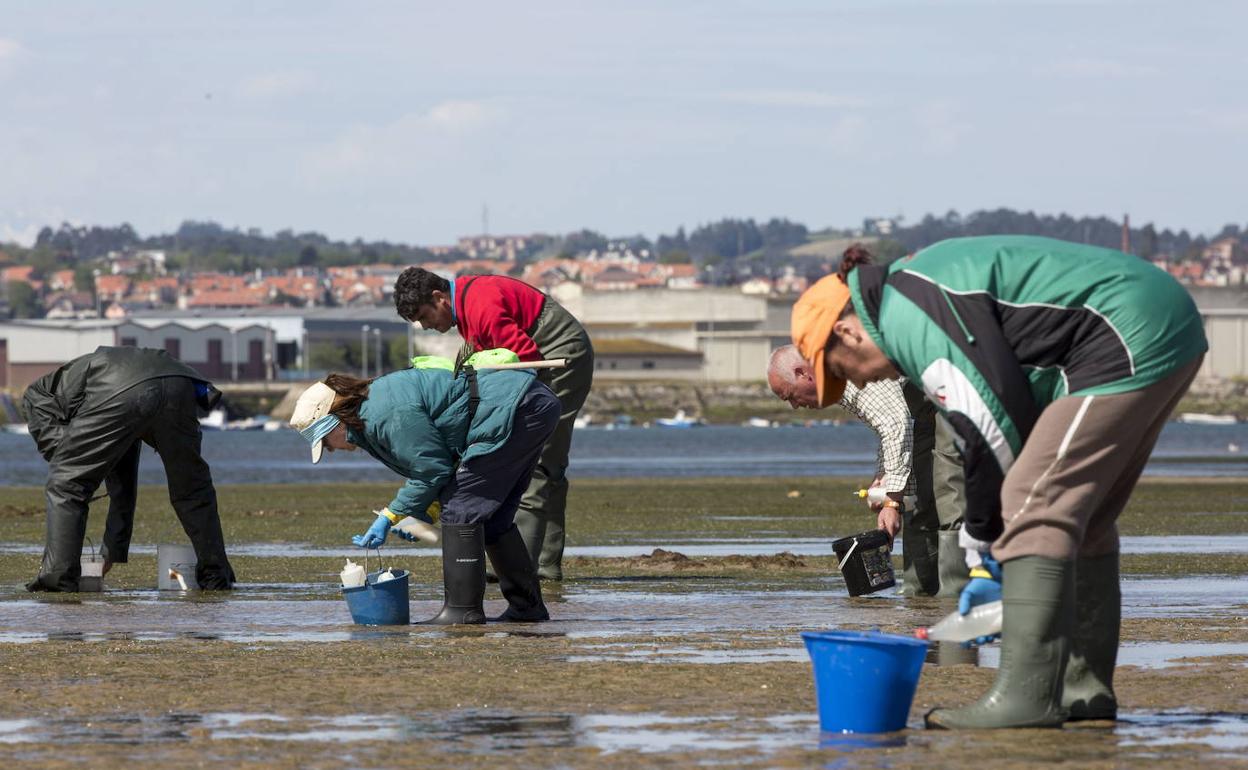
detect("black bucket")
(831, 529), (895, 596)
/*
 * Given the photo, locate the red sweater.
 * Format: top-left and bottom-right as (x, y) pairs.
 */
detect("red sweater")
(453, 275), (546, 361)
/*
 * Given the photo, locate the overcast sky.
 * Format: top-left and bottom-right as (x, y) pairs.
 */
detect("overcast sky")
(1, 1), (1244, 246)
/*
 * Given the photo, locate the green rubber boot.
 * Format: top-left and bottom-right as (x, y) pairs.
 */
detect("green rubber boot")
(936, 529), (970, 598)
(926, 556), (1073, 729)
(1062, 552), (1120, 721)
(900, 527), (940, 596)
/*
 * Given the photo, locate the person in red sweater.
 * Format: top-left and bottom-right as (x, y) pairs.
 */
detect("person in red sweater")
(394, 268), (594, 581)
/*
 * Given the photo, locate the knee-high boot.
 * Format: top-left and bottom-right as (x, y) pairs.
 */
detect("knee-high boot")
(421, 523), (486, 625)
(1062, 552), (1120, 720)
(485, 525), (550, 622)
(926, 556), (1073, 729)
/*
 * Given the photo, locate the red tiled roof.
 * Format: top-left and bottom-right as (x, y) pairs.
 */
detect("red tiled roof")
(2, 265), (35, 283)
(185, 289), (266, 308)
(95, 274), (132, 296)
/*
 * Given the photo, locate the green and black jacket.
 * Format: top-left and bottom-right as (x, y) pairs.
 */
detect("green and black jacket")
(847, 236), (1207, 543)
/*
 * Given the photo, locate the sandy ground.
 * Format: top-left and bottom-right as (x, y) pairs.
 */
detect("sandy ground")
(0, 478), (1244, 768)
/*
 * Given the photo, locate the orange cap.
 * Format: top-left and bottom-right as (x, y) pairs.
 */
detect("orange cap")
(791, 274), (852, 407)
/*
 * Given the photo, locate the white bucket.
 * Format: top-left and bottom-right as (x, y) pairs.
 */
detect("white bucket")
(157, 543), (199, 590)
(79, 558), (104, 592)
(80, 538), (104, 592)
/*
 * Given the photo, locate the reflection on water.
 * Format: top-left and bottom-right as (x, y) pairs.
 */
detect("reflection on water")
(4, 708), (1245, 761)
(4, 535), (1247, 561)
(0, 575), (1241, 652)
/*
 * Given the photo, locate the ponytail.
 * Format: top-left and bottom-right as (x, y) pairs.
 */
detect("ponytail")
(836, 244), (873, 283)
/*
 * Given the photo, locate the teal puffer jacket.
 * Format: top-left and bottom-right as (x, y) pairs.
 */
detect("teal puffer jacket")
(346, 366), (536, 520)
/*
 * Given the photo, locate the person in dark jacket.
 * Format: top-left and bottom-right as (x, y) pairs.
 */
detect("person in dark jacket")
(22, 346), (235, 592)
(289, 363), (560, 624)
(393, 268), (593, 581)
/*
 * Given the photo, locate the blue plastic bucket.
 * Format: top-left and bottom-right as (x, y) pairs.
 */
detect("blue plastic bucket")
(343, 570), (410, 625)
(801, 630), (928, 733)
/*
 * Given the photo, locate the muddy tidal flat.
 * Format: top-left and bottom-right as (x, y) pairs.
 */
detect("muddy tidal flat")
(0, 478), (1245, 769)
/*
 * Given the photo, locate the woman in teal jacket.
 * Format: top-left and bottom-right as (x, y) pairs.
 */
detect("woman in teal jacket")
(792, 236), (1206, 730)
(290, 365), (560, 624)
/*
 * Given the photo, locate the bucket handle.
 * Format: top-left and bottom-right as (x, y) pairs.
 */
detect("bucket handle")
(363, 546), (385, 582)
(83, 536), (101, 563)
(836, 537), (859, 572)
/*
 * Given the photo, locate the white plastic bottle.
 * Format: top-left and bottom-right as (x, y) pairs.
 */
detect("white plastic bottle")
(375, 568), (397, 583)
(915, 601), (1003, 642)
(340, 559), (366, 588)
(853, 487), (890, 506)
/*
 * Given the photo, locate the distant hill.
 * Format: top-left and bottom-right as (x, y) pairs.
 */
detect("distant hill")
(1, 209), (1240, 279)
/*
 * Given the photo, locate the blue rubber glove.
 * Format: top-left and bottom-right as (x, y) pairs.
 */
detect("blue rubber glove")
(959, 553), (1002, 646)
(958, 577), (1002, 615)
(352, 514), (391, 548)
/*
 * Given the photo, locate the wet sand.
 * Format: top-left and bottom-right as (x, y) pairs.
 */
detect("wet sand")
(0, 478), (1244, 768)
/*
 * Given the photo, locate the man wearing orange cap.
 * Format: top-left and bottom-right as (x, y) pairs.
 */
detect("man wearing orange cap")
(792, 236), (1206, 730)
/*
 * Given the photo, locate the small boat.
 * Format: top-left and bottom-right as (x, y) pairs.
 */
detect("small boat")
(656, 409), (703, 428)
(743, 417), (773, 428)
(573, 414), (593, 429)
(1177, 413), (1238, 425)
(1, 423), (30, 435)
(199, 409), (267, 431)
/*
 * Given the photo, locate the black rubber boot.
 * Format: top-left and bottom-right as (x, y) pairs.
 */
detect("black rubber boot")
(421, 523), (487, 625)
(1062, 552), (1120, 721)
(486, 525), (550, 622)
(926, 556), (1074, 729)
(935, 529), (971, 598)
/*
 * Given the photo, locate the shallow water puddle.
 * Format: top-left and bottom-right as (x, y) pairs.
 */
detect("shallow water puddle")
(3, 709), (1245, 760)
(0, 575), (1243, 647)
(0, 710), (819, 754)
(1117, 711), (1248, 755)
(567, 645), (808, 664)
(976, 640), (1248, 669)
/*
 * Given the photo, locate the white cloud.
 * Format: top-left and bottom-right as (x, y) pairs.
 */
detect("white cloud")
(913, 101), (970, 155)
(0, 37), (24, 78)
(717, 89), (867, 109)
(304, 99), (505, 179)
(0, 222), (40, 248)
(1040, 57), (1159, 79)
(0, 38), (23, 60)
(238, 71), (316, 100)
(1187, 107), (1248, 132)
(426, 99), (502, 129)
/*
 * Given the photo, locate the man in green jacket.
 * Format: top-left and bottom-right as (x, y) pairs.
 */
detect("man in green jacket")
(22, 346), (235, 592)
(792, 236), (1206, 729)
(290, 363), (560, 623)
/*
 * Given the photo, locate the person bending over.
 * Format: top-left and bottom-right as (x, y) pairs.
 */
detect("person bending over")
(290, 362), (559, 624)
(768, 344), (969, 597)
(791, 236), (1205, 729)
(23, 346), (234, 592)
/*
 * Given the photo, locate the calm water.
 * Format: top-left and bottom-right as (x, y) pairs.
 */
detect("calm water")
(0, 422), (1245, 486)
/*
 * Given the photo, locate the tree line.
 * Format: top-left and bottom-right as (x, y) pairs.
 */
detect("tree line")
(2, 210), (1243, 279)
